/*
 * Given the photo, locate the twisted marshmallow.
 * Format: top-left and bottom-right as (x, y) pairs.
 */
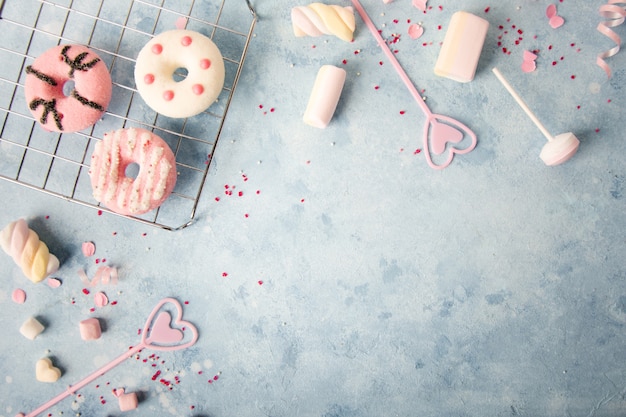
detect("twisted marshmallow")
(0, 219), (59, 283)
(291, 3), (356, 42)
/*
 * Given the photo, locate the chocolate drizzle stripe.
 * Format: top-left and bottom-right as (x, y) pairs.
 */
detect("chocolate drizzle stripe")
(29, 98), (63, 131)
(25, 66), (58, 86)
(71, 89), (105, 112)
(61, 45), (101, 78)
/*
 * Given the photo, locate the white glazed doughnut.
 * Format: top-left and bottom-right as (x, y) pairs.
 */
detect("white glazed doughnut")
(88, 128), (177, 216)
(134, 29), (225, 118)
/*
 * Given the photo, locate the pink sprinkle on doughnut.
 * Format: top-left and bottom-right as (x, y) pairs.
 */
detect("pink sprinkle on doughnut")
(192, 84), (204, 95)
(144, 73), (155, 85)
(181, 36), (193, 46)
(163, 90), (175, 101)
(200, 59), (211, 69)
(151, 43), (163, 54)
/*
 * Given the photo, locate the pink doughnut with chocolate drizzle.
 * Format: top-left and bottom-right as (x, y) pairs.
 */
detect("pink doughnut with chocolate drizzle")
(24, 44), (112, 132)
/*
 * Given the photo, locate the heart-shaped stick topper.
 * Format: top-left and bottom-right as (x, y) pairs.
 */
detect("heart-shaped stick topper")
(16, 298), (198, 417)
(352, 0), (477, 170)
(142, 299), (198, 350)
(424, 115), (477, 169)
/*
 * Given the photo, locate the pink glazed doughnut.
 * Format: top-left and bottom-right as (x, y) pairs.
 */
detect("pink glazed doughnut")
(24, 45), (112, 132)
(89, 128), (177, 216)
(134, 29), (225, 118)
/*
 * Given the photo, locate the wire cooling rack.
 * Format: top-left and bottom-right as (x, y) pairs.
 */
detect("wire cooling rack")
(0, 0), (257, 230)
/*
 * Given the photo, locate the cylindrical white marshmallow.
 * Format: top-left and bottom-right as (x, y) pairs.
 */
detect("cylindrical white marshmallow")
(303, 65), (347, 129)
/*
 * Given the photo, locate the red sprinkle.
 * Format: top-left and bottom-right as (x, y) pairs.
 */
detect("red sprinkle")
(163, 90), (175, 101)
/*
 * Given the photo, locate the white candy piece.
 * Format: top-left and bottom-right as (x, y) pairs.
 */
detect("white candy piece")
(36, 358), (62, 383)
(20, 317), (45, 340)
(303, 65), (346, 129)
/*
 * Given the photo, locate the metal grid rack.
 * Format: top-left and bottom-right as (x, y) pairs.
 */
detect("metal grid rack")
(0, 0), (257, 230)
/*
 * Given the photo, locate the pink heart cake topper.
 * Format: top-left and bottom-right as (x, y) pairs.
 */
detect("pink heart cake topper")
(16, 298), (198, 417)
(424, 115), (477, 169)
(143, 299), (198, 350)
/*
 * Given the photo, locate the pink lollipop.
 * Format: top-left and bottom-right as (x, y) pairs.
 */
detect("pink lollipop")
(492, 67), (579, 166)
(15, 298), (198, 417)
(351, 0), (477, 170)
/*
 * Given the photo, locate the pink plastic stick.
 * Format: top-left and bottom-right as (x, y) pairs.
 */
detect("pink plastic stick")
(351, 0), (478, 169)
(16, 298), (198, 417)
(352, 0), (430, 117)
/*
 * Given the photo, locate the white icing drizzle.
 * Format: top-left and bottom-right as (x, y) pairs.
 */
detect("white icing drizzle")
(155, 160), (171, 200)
(103, 130), (121, 203)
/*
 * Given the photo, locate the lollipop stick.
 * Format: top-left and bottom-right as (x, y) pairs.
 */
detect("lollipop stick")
(492, 67), (554, 142)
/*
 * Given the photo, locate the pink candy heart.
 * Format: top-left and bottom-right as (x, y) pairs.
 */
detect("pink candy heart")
(408, 24), (424, 40)
(546, 4), (565, 29)
(521, 50), (537, 73)
(412, 0), (427, 12)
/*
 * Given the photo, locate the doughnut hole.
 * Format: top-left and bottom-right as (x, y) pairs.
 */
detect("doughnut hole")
(125, 162), (140, 180)
(172, 67), (188, 83)
(62, 80), (75, 97)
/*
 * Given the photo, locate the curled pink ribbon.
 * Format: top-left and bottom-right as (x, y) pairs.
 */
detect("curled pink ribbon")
(597, 1), (626, 78)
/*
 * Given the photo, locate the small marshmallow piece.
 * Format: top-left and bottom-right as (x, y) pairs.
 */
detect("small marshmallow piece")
(116, 388), (139, 411)
(434, 11), (489, 83)
(303, 65), (346, 129)
(79, 317), (102, 340)
(20, 317), (44, 340)
(36, 358), (61, 382)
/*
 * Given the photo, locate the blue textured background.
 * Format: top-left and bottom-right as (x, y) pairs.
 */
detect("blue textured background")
(1, 0), (626, 416)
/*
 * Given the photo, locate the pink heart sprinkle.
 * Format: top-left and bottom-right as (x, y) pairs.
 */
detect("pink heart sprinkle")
(47, 278), (62, 288)
(175, 17), (188, 30)
(408, 23), (424, 40)
(12, 288), (26, 304)
(549, 15), (564, 29)
(95, 291), (109, 307)
(412, 0), (427, 12)
(82, 241), (95, 257)
(523, 50), (537, 61)
(521, 60), (536, 73)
